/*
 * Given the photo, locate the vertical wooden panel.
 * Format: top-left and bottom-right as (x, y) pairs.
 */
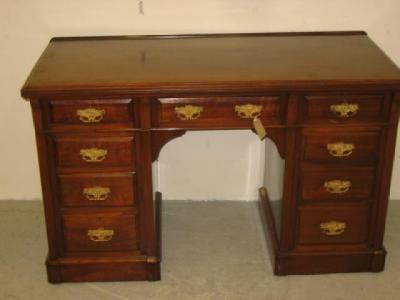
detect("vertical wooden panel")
(279, 93), (301, 251)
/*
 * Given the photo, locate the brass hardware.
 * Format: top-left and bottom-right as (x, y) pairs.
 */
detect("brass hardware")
(233, 104), (266, 140)
(253, 117), (267, 140)
(146, 256), (160, 263)
(80, 148), (108, 162)
(174, 105), (204, 120)
(235, 104), (263, 119)
(77, 108), (105, 123)
(88, 228), (114, 242)
(330, 103), (359, 118)
(83, 186), (111, 201)
(324, 180), (352, 194)
(260, 187), (268, 197)
(327, 142), (355, 157)
(320, 221), (346, 236)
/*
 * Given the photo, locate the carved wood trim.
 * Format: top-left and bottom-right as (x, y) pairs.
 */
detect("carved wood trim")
(151, 130), (186, 161)
(265, 128), (286, 159)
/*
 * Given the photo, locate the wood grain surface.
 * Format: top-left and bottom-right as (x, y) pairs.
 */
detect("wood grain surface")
(21, 32), (400, 97)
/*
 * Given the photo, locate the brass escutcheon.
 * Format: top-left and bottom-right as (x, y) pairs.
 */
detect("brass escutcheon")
(77, 108), (105, 123)
(320, 221), (347, 236)
(324, 180), (352, 194)
(234, 103), (263, 119)
(330, 103), (359, 118)
(83, 186), (111, 201)
(327, 142), (355, 157)
(88, 228), (114, 242)
(80, 148), (108, 162)
(174, 105), (204, 120)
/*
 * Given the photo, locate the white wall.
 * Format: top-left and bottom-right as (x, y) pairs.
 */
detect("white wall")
(156, 130), (266, 201)
(0, 0), (399, 200)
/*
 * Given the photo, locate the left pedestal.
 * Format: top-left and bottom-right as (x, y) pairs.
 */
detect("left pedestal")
(30, 98), (160, 283)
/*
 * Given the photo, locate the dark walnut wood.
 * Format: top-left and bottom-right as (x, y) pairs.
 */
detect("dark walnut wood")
(58, 173), (136, 207)
(152, 95), (286, 128)
(49, 99), (136, 125)
(300, 167), (376, 202)
(21, 32), (400, 97)
(62, 208), (139, 252)
(301, 127), (382, 164)
(53, 134), (136, 171)
(21, 32), (400, 282)
(296, 203), (370, 245)
(300, 93), (391, 124)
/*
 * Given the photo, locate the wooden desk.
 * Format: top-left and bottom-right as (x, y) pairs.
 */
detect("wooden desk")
(21, 32), (400, 282)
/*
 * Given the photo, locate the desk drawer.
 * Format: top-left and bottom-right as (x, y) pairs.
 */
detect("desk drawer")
(302, 128), (381, 164)
(297, 204), (370, 245)
(58, 173), (136, 207)
(62, 208), (138, 252)
(48, 99), (136, 127)
(54, 135), (135, 171)
(152, 96), (286, 128)
(301, 93), (389, 124)
(301, 167), (375, 202)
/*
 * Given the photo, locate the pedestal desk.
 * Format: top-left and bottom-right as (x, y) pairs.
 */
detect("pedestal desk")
(21, 32), (400, 283)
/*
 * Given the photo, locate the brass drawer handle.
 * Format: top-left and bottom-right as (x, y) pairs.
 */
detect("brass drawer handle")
(174, 105), (204, 120)
(320, 221), (346, 235)
(327, 142), (355, 157)
(77, 108), (105, 123)
(83, 186), (111, 201)
(88, 228), (114, 242)
(80, 148), (108, 162)
(330, 103), (359, 118)
(324, 180), (352, 194)
(235, 104), (263, 119)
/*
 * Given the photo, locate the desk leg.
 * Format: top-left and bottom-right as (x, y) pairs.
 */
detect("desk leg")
(136, 131), (161, 281)
(145, 191), (163, 281)
(258, 187), (281, 275)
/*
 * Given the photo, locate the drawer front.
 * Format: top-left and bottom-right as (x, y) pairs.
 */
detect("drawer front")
(62, 209), (138, 252)
(58, 173), (136, 207)
(302, 128), (381, 164)
(153, 96), (285, 128)
(301, 94), (388, 123)
(301, 167), (375, 202)
(297, 204), (370, 245)
(49, 99), (136, 126)
(54, 136), (135, 170)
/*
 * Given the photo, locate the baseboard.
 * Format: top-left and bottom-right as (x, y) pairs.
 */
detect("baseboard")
(257, 186), (388, 275)
(46, 256), (160, 283)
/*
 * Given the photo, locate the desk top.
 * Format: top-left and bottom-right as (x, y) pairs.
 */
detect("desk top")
(21, 32), (400, 98)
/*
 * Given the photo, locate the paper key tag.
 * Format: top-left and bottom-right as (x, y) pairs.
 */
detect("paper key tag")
(253, 117), (266, 140)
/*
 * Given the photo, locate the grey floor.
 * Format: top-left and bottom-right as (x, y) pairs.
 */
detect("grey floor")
(0, 201), (400, 300)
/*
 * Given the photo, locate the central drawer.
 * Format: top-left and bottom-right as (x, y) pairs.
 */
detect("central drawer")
(152, 96), (286, 128)
(62, 208), (138, 252)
